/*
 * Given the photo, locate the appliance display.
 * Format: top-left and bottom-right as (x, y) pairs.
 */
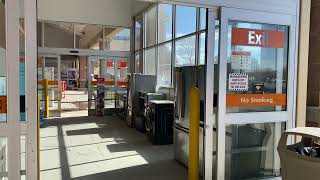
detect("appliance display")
(126, 74), (156, 127)
(145, 100), (174, 145)
(135, 92), (166, 132)
(173, 66), (208, 175)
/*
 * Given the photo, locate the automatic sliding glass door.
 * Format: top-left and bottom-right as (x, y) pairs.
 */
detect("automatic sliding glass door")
(37, 55), (62, 117)
(88, 56), (129, 116)
(216, 7), (297, 180)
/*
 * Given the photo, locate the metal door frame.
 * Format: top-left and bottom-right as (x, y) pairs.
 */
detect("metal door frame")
(37, 54), (62, 117)
(203, 8), (217, 180)
(216, 7), (297, 180)
(87, 54), (130, 114)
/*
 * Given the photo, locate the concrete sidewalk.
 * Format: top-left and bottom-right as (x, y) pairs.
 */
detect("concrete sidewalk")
(40, 116), (187, 180)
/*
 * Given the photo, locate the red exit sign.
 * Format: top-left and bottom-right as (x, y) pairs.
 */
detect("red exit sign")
(232, 28), (285, 48)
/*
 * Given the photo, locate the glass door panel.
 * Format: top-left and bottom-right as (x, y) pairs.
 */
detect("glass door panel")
(102, 59), (115, 109)
(88, 57), (129, 116)
(45, 57), (61, 117)
(226, 22), (289, 113)
(217, 7), (297, 180)
(88, 58), (99, 115)
(37, 56), (61, 117)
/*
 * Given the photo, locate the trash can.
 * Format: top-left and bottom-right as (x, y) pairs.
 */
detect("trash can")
(277, 127), (320, 180)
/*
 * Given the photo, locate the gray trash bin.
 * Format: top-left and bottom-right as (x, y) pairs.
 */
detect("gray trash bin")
(277, 127), (320, 180)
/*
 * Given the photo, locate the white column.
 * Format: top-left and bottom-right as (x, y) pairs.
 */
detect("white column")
(6, 0), (21, 179)
(204, 9), (216, 180)
(25, 0), (38, 179)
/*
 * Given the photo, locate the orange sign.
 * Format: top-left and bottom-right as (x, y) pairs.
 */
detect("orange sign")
(232, 28), (285, 48)
(226, 94), (287, 107)
(0, 96), (7, 113)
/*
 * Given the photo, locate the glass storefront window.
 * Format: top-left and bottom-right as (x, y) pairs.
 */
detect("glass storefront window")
(175, 6), (196, 38)
(144, 48), (156, 75)
(199, 33), (206, 65)
(44, 21), (76, 49)
(103, 27), (130, 51)
(0, 1), (6, 122)
(175, 35), (196, 66)
(226, 21), (289, 113)
(225, 122), (285, 180)
(73, 23), (103, 50)
(158, 4), (173, 43)
(135, 52), (141, 73)
(200, 8), (207, 30)
(144, 6), (157, 47)
(158, 43), (172, 87)
(135, 19), (142, 51)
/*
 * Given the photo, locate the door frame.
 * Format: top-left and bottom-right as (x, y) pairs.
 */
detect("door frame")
(216, 7), (297, 180)
(1, 0), (38, 179)
(87, 55), (130, 115)
(37, 54), (62, 117)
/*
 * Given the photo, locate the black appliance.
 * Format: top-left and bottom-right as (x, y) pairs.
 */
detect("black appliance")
(145, 100), (174, 145)
(135, 92), (166, 132)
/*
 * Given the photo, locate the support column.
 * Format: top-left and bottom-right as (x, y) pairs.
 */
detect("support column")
(296, 0), (311, 127)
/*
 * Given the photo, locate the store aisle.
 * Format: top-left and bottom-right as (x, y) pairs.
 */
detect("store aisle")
(39, 116), (187, 180)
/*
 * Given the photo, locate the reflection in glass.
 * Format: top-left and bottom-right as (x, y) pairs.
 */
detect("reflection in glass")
(158, 43), (172, 87)
(226, 21), (289, 113)
(199, 33), (206, 65)
(200, 8), (207, 30)
(135, 52), (141, 73)
(176, 6), (196, 38)
(135, 19), (142, 50)
(144, 48), (156, 75)
(0, 2), (6, 122)
(175, 36), (196, 66)
(158, 4), (173, 43)
(103, 27), (130, 51)
(145, 6), (157, 47)
(74, 23), (103, 50)
(225, 122), (285, 180)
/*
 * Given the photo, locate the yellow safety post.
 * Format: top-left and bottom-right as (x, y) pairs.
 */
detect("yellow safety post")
(188, 87), (200, 180)
(37, 96), (40, 179)
(44, 79), (49, 118)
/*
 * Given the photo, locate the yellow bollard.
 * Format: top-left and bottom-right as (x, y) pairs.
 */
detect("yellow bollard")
(44, 79), (49, 118)
(189, 87), (200, 180)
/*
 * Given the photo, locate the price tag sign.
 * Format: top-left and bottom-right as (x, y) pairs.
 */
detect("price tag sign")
(228, 73), (248, 92)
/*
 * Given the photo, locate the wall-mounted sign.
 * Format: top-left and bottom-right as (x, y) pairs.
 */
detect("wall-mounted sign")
(232, 28), (285, 48)
(231, 51), (251, 70)
(0, 96), (7, 113)
(228, 73), (248, 92)
(226, 94), (287, 107)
